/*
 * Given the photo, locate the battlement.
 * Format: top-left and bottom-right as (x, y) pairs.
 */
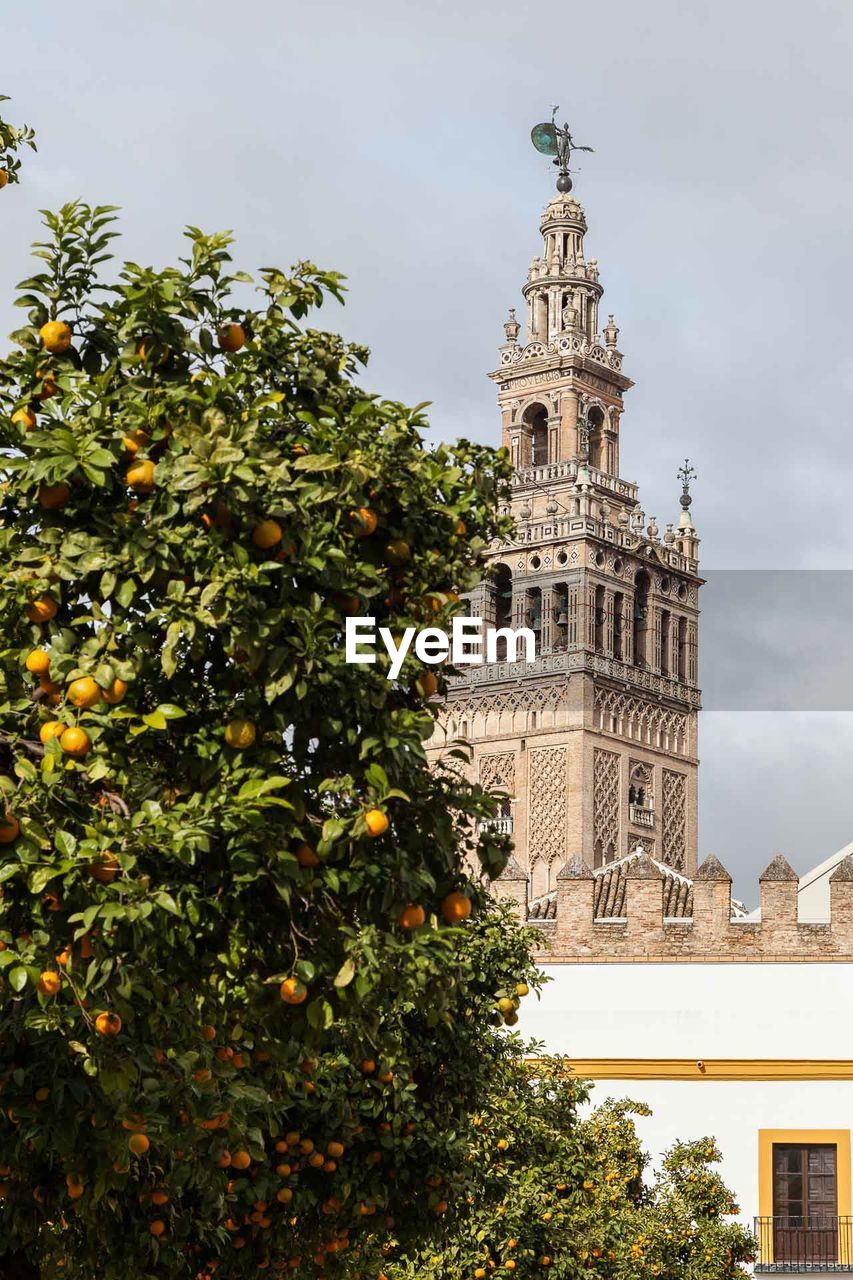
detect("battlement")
(496, 849), (853, 962)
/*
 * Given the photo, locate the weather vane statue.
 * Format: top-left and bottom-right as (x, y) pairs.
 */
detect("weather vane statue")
(530, 106), (594, 192)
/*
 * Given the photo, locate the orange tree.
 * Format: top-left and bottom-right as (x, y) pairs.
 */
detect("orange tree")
(0, 201), (541, 1279)
(382, 1057), (755, 1280)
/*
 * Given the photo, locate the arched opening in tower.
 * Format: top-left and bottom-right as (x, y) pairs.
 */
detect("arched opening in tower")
(523, 402), (549, 467)
(588, 405), (605, 470)
(491, 562), (513, 660)
(633, 570), (650, 668)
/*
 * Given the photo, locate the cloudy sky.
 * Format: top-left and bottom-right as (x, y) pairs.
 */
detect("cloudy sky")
(3, 0), (853, 898)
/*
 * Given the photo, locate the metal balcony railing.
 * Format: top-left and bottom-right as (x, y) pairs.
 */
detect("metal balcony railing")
(754, 1216), (853, 1271)
(479, 817), (513, 836)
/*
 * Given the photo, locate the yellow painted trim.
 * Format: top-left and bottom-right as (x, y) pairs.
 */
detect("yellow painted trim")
(758, 1130), (851, 1266)
(556, 1059), (853, 1080)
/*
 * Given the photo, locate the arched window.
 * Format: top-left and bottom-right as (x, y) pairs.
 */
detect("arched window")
(633, 571), (650, 668)
(660, 609), (671, 676)
(594, 584), (606, 653)
(677, 616), (688, 681)
(588, 406), (605, 470)
(552, 583), (569, 651)
(523, 402), (550, 467)
(491, 563), (513, 661)
(613, 592), (624, 660)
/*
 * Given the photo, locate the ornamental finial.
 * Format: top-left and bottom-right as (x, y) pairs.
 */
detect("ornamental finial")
(530, 107), (594, 193)
(677, 458), (697, 509)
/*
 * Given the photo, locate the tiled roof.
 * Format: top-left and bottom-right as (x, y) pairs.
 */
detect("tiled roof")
(526, 849), (750, 922)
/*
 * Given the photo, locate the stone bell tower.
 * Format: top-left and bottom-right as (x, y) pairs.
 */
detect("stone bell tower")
(427, 183), (702, 898)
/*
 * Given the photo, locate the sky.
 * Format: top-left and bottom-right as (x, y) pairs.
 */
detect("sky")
(2, 0), (853, 898)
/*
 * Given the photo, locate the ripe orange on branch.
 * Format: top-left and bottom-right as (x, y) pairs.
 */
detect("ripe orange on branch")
(25, 596), (58, 623)
(38, 482), (70, 510)
(39, 320), (72, 354)
(94, 1011), (122, 1037)
(280, 977), (308, 1005)
(59, 726), (91, 757)
(67, 676), (102, 708)
(37, 971), (61, 996)
(364, 808), (388, 837)
(25, 649), (51, 675)
(400, 904), (426, 930)
(224, 718), (256, 749)
(349, 508), (377, 538)
(0, 816), (20, 844)
(126, 459), (155, 492)
(128, 1133), (150, 1156)
(101, 677), (127, 704)
(441, 891), (472, 924)
(88, 852), (119, 883)
(11, 407), (37, 432)
(217, 322), (246, 352)
(252, 519), (283, 549)
(39, 721), (64, 745)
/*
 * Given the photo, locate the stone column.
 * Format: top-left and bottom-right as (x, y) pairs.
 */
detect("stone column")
(560, 388), (579, 462)
(540, 586), (554, 654)
(493, 855), (528, 923)
(624, 852), (665, 944)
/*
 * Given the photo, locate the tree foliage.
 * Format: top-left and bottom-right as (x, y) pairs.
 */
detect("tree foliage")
(0, 96), (37, 189)
(383, 1057), (756, 1280)
(0, 200), (540, 1278)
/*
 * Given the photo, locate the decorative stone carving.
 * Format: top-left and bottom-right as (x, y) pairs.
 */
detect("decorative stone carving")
(661, 769), (687, 871)
(528, 747), (568, 865)
(479, 753), (516, 796)
(593, 748), (620, 865)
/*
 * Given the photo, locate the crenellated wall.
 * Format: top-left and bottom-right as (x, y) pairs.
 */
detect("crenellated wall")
(496, 850), (853, 962)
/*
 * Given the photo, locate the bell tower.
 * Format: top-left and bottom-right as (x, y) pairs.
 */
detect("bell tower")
(428, 175), (702, 898)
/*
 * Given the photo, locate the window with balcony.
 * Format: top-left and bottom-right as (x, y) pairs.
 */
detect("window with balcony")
(756, 1133), (852, 1272)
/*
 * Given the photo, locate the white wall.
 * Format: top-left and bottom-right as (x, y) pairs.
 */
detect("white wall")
(520, 963), (853, 1229)
(522, 962), (853, 1057)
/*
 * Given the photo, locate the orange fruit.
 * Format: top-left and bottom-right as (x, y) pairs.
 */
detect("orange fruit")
(415, 671), (438, 698)
(454, 518), (467, 535)
(101, 677), (128, 704)
(11, 407), (37, 432)
(149, 1220), (166, 1237)
(89, 852), (120, 883)
(201, 1024), (217, 1042)
(217, 323), (246, 352)
(67, 676), (102, 708)
(25, 649), (51, 675)
(360, 1059), (376, 1074)
(35, 370), (58, 400)
(327, 1141), (344, 1159)
(60, 726), (91, 757)
(39, 721), (65, 745)
(384, 539), (411, 566)
(65, 1174), (85, 1200)
(40, 321), (72, 354)
(217, 1151), (232, 1168)
(440, 891), (472, 924)
(296, 844), (320, 868)
(0, 169), (8, 189)
(516, 982), (529, 998)
(279, 977), (308, 1005)
(38, 971), (61, 996)
(122, 428), (150, 454)
(349, 508), (377, 538)
(399, 904), (425, 930)
(252, 519), (283, 550)
(94, 1011), (122, 1037)
(25, 596), (58, 623)
(276, 1187), (293, 1204)
(231, 1150), (251, 1170)
(38, 482), (71, 510)
(224, 718), (256, 749)
(0, 815), (21, 845)
(126, 459), (155, 493)
(151, 1190), (169, 1205)
(364, 808), (388, 838)
(128, 1133), (150, 1156)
